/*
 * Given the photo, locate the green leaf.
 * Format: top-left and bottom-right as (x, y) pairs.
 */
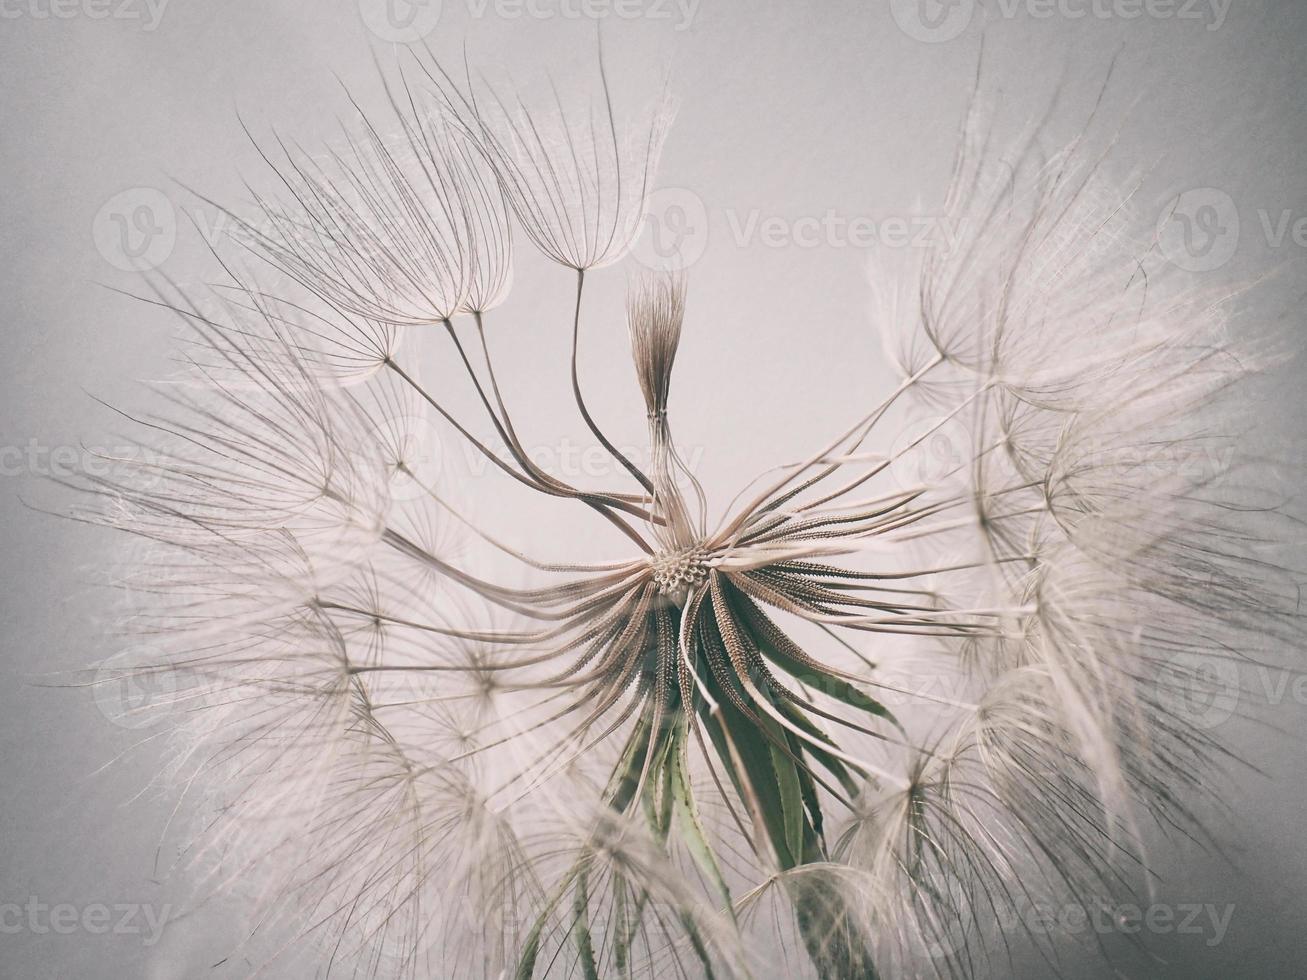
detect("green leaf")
(669, 719), (735, 912)
(571, 872), (599, 980)
(700, 689), (806, 868)
(768, 736), (805, 871)
(731, 586), (899, 729)
(774, 695), (861, 799)
(516, 869), (576, 980)
(606, 713), (653, 812)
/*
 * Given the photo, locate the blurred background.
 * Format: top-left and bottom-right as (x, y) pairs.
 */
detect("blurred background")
(2, 0), (1306, 976)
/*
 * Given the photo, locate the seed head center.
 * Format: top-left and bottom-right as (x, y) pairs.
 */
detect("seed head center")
(650, 545), (709, 604)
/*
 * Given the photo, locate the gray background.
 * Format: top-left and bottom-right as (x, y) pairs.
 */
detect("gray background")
(3, 0), (1307, 976)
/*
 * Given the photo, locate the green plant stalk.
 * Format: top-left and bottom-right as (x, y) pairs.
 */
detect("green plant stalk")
(516, 607), (882, 979)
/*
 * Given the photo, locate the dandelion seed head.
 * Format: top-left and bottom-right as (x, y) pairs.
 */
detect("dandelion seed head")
(67, 50), (1305, 980)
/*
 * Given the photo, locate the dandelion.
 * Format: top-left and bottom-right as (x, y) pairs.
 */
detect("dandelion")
(72, 50), (1302, 980)
(417, 46), (672, 274)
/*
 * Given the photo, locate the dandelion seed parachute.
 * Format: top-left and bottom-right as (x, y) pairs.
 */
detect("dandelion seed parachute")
(414, 46), (674, 273)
